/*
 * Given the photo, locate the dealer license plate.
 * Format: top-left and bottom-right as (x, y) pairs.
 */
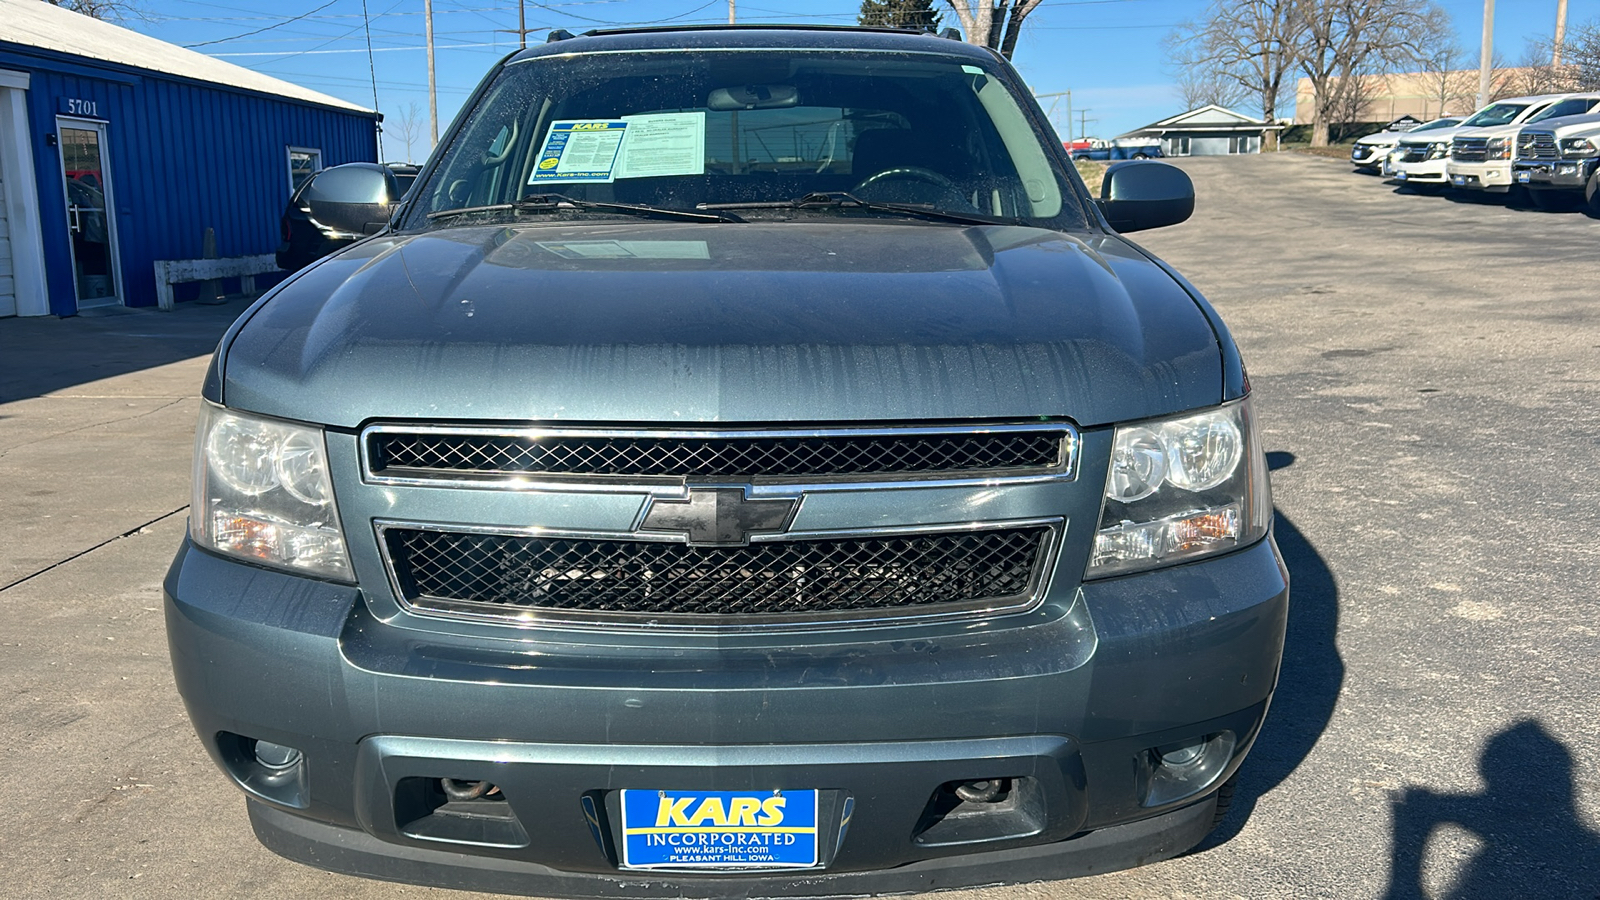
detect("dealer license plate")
(619, 789), (820, 870)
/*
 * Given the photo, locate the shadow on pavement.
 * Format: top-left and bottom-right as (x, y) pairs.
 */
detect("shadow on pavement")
(1381, 720), (1600, 900)
(0, 299), (255, 404)
(1200, 450), (1345, 849)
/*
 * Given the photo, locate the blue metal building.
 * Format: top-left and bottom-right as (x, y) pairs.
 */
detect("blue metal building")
(0, 0), (379, 317)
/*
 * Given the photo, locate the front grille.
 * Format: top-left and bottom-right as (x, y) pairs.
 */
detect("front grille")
(367, 425), (1072, 483)
(384, 525), (1052, 625)
(1396, 143), (1431, 163)
(1518, 131), (1559, 160)
(1452, 137), (1488, 162)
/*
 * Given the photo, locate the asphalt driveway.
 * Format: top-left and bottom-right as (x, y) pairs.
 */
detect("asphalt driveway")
(2, 153), (1596, 898)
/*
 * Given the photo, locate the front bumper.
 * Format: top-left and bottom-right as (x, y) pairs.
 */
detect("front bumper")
(1390, 157), (1448, 183)
(1512, 158), (1599, 189)
(1351, 144), (1392, 169)
(165, 534), (1288, 895)
(1445, 160), (1513, 192)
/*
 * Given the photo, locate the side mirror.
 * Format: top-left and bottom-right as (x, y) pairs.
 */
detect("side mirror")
(1096, 160), (1194, 233)
(301, 163), (399, 237)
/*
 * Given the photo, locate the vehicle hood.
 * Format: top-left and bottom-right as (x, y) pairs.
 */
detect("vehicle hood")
(1451, 123), (1525, 140)
(1356, 130), (1404, 146)
(1398, 126), (1472, 144)
(222, 221), (1223, 428)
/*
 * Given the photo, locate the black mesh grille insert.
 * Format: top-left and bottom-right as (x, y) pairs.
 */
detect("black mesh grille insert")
(386, 526), (1049, 620)
(370, 429), (1066, 480)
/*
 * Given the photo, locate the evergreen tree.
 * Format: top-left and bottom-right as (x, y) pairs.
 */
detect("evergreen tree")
(858, 0), (943, 32)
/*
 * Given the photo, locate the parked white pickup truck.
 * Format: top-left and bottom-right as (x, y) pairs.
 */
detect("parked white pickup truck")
(1512, 109), (1600, 213)
(1387, 96), (1563, 191)
(1350, 117), (1461, 172)
(1447, 94), (1600, 193)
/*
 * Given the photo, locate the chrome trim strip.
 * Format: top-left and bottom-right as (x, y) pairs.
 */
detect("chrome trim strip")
(373, 516), (1064, 634)
(359, 422), (1080, 493)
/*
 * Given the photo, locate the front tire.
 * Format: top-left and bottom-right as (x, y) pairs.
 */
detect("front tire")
(1585, 172), (1600, 218)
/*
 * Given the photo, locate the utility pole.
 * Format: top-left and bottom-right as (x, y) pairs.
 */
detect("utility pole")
(728, 0), (735, 24)
(498, 0), (535, 48)
(1077, 109), (1094, 142)
(1036, 90), (1072, 145)
(1477, 0), (1495, 111)
(1554, 0), (1568, 66)
(425, 0), (438, 146)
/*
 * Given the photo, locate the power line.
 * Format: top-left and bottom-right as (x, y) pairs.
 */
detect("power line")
(183, 0), (340, 48)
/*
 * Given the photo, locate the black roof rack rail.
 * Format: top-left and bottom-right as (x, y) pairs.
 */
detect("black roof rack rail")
(577, 23), (953, 38)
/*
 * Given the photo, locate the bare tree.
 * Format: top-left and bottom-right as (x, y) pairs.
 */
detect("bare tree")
(1164, 0), (1303, 128)
(1173, 66), (1253, 111)
(1511, 37), (1585, 93)
(1411, 9), (1481, 117)
(1293, 0), (1442, 146)
(943, 0), (1045, 60)
(42, 0), (145, 22)
(390, 101), (426, 164)
(1564, 22), (1600, 90)
(1328, 71), (1375, 133)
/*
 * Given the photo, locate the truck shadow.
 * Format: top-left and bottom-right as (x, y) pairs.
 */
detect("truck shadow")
(1197, 451), (1344, 849)
(0, 297), (255, 404)
(1380, 720), (1600, 900)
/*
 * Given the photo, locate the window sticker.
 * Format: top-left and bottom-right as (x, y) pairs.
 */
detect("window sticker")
(529, 120), (629, 184)
(617, 112), (707, 179)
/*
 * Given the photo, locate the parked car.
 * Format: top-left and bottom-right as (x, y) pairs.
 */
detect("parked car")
(1512, 109), (1600, 213)
(1447, 93), (1600, 194)
(1387, 96), (1563, 191)
(275, 162), (418, 271)
(1350, 116), (1461, 172)
(1066, 138), (1163, 160)
(167, 24), (1285, 897)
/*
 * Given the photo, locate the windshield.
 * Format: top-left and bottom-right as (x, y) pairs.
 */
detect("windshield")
(1461, 103), (1532, 128)
(405, 49), (1082, 229)
(1525, 97), (1600, 123)
(1413, 117), (1462, 132)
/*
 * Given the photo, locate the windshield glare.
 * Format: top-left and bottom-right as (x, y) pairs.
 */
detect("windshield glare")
(407, 50), (1079, 228)
(1462, 103), (1531, 127)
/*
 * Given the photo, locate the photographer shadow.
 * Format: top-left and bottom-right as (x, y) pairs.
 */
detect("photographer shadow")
(1382, 720), (1600, 899)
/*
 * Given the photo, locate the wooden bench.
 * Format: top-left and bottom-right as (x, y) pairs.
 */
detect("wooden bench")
(152, 254), (278, 310)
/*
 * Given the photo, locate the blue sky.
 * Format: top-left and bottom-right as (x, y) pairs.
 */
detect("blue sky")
(138, 0), (1585, 160)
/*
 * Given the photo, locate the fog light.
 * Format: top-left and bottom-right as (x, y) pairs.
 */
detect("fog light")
(1140, 731), (1236, 807)
(1157, 739), (1205, 767)
(253, 740), (302, 770)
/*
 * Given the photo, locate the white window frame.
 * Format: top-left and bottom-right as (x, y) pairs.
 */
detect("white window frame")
(287, 146), (323, 194)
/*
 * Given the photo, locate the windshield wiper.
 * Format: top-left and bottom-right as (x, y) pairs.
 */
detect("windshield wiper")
(700, 191), (1017, 226)
(427, 193), (739, 224)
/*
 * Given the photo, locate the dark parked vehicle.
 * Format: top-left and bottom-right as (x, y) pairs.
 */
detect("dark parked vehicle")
(168, 24), (1285, 897)
(275, 163), (417, 271)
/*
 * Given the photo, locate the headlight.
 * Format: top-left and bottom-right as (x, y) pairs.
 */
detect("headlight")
(1488, 138), (1510, 160)
(1428, 142), (1449, 160)
(1088, 398), (1271, 578)
(1562, 138), (1598, 159)
(190, 403), (352, 581)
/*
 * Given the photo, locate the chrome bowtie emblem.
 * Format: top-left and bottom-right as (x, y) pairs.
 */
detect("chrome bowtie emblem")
(640, 487), (798, 546)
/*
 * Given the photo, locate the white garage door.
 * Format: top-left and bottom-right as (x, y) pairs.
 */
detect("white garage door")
(0, 174), (14, 318)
